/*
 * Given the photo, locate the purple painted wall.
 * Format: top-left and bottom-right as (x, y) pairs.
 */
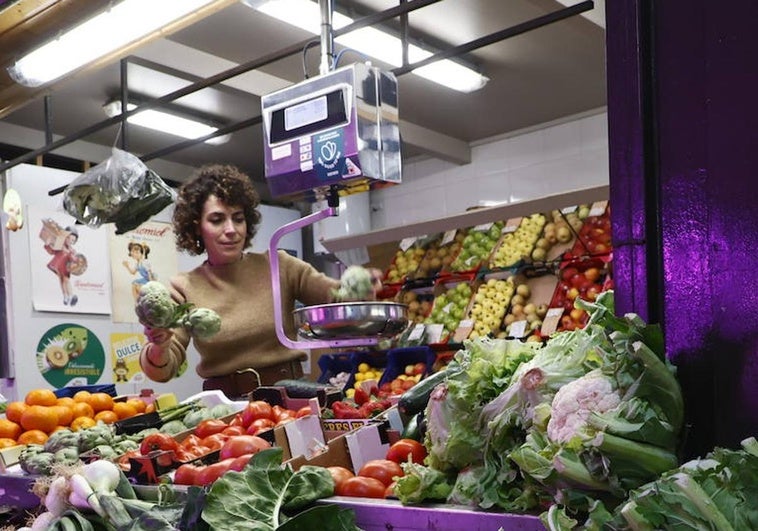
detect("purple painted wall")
(607, 1), (758, 457)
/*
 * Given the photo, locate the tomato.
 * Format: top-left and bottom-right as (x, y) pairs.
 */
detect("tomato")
(229, 453), (254, 472)
(327, 466), (355, 494)
(173, 463), (200, 486)
(271, 405), (296, 422)
(194, 419), (229, 439)
(195, 459), (234, 486)
(295, 406), (313, 418)
(241, 401), (274, 426)
(219, 435), (271, 460)
(246, 418), (276, 435)
(276, 415), (295, 426)
(339, 476), (386, 498)
(180, 434), (204, 450)
(385, 481), (397, 498)
(200, 433), (230, 451)
(358, 459), (404, 487)
(140, 433), (179, 457)
(229, 413), (246, 427)
(222, 426), (246, 437)
(386, 439), (427, 465)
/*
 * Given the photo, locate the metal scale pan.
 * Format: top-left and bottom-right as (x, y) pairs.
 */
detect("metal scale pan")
(294, 301), (408, 340)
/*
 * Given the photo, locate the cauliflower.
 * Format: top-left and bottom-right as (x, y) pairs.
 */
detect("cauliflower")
(546, 369), (621, 444)
(332, 265), (374, 301)
(135, 281), (221, 338)
(182, 307), (221, 339)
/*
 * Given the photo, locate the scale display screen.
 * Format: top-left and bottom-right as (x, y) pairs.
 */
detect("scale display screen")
(269, 89), (347, 145)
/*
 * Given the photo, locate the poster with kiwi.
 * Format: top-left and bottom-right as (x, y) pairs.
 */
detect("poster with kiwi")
(35, 324), (105, 388)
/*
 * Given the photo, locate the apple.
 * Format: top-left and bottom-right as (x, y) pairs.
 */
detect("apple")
(413, 362), (427, 376)
(404, 364), (415, 376)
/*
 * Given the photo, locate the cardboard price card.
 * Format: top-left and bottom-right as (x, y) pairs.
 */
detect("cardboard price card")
(540, 308), (565, 336)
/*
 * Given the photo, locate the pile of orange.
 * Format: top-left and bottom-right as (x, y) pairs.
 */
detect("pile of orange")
(0, 388), (149, 447)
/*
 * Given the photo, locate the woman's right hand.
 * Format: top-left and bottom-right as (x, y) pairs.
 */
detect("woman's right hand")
(144, 326), (174, 346)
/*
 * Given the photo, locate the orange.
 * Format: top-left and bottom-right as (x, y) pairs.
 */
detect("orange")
(20, 405), (58, 434)
(25, 388), (58, 407)
(17, 429), (49, 445)
(112, 402), (138, 420)
(73, 390), (92, 403)
(0, 437), (19, 449)
(145, 403), (156, 414)
(5, 401), (29, 424)
(71, 402), (95, 419)
(56, 397), (76, 408)
(70, 416), (96, 431)
(50, 426), (68, 433)
(126, 398), (147, 414)
(88, 392), (114, 413)
(51, 405), (74, 427)
(0, 419), (22, 440)
(94, 410), (119, 424)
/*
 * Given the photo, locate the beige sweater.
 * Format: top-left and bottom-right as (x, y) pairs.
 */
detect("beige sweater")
(144, 250), (338, 381)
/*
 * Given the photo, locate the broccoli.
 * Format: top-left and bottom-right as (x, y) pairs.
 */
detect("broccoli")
(135, 281), (221, 338)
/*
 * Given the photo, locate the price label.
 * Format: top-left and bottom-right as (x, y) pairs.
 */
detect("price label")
(510, 319), (527, 338)
(540, 307), (565, 336)
(441, 230), (457, 246)
(408, 323), (426, 341)
(399, 237), (417, 251)
(425, 323), (445, 344)
(503, 217), (523, 233)
(561, 205), (578, 214)
(442, 302), (454, 314)
(589, 200), (608, 217)
(473, 222), (494, 232)
(453, 320), (474, 343)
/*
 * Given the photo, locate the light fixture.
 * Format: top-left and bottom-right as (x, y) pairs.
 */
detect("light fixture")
(103, 101), (230, 145)
(7, 0), (232, 88)
(244, 0), (489, 93)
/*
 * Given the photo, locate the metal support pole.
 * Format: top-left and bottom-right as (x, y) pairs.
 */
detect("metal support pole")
(119, 58), (129, 151)
(319, 0), (334, 75)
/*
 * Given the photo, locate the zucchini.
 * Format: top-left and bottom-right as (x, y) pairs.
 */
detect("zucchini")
(273, 379), (336, 398)
(398, 368), (448, 417)
(401, 411), (426, 442)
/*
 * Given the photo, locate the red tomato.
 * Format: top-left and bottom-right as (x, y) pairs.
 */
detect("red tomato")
(241, 401), (274, 426)
(246, 418), (276, 435)
(194, 419), (229, 439)
(180, 434), (204, 450)
(295, 406), (313, 418)
(358, 459), (404, 487)
(327, 466), (355, 494)
(386, 439), (427, 465)
(229, 453), (254, 472)
(339, 476), (386, 498)
(139, 433), (178, 455)
(200, 433), (230, 451)
(195, 459), (234, 486)
(385, 481), (397, 498)
(173, 463), (200, 486)
(229, 413), (246, 427)
(219, 435), (271, 460)
(222, 426), (246, 437)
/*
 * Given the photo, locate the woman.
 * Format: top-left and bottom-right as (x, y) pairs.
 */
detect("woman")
(139, 164), (348, 399)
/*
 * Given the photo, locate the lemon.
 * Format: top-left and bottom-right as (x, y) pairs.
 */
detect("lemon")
(358, 362), (370, 373)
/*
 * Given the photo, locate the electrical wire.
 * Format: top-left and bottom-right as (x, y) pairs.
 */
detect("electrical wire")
(334, 47), (371, 68)
(301, 39), (320, 79)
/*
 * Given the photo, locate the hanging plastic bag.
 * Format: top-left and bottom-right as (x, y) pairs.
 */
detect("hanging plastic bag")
(62, 147), (175, 233)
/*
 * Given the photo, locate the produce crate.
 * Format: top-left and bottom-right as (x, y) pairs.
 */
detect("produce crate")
(383, 234), (440, 283)
(502, 273), (558, 341)
(544, 257), (610, 334)
(424, 273), (476, 344)
(317, 352), (355, 389)
(563, 201), (612, 260)
(447, 222), (503, 274)
(343, 350), (388, 392)
(378, 347), (436, 394)
(54, 383), (117, 398)
(465, 272), (515, 340)
(488, 214), (546, 270)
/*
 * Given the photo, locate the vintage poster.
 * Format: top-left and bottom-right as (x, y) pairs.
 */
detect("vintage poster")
(108, 220), (178, 323)
(110, 332), (148, 384)
(36, 323), (105, 387)
(27, 206), (111, 314)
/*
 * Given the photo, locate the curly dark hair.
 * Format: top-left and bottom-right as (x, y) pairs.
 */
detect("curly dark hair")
(173, 164), (262, 255)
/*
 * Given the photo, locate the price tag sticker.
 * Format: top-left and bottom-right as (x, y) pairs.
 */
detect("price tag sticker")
(510, 319), (527, 338)
(540, 307), (565, 336)
(408, 323), (425, 341)
(503, 217), (523, 233)
(473, 222), (494, 232)
(441, 230), (457, 246)
(589, 200), (608, 217)
(399, 237), (417, 251)
(561, 205), (578, 214)
(453, 320), (474, 343)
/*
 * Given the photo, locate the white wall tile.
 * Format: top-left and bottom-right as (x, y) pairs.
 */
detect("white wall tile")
(543, 121), (582, 161)
(580, 112), (609, 152)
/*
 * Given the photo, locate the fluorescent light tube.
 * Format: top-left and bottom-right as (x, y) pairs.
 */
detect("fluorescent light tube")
(8, 0), (225, 87)
(248, 0), (489, 93)
(103, 101), (229, 145)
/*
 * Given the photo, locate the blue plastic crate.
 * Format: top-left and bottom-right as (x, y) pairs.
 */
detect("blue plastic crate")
(379, 346), (436, 387)
(54, 384), (117, 398)
(344, 350), (388, 391)
(317, 352), (355, 389)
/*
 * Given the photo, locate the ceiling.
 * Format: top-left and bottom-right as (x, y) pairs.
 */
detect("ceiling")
(0, 0), (607, 204)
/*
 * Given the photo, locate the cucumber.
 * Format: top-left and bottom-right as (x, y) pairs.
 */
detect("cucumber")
(398, 368), (449, 417)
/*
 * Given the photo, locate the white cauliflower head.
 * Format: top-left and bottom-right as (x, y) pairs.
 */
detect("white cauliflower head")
(546, 370), (621, 444)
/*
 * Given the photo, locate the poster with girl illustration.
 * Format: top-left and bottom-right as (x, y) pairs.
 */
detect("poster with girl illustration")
(26, 206), (111, 314)
(108, 220), (178, 323)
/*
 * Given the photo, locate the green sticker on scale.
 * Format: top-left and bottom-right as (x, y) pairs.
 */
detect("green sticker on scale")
(36, 324), (105, 387)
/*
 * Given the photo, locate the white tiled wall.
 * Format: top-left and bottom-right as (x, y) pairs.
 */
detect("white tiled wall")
(370, 110), (609, 230)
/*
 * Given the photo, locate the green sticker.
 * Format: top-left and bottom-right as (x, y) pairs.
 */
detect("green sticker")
(36, 324), (105, 387)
